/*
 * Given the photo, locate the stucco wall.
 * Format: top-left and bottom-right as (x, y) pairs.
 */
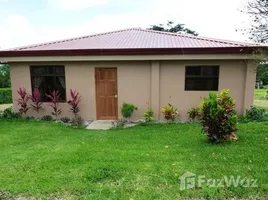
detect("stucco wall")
(159, 60), (247, 120)
(9, 60), (255, 120)
(10, 61), (151, 120)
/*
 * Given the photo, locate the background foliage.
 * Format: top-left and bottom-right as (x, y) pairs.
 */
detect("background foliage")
(0, 88), (12, 104)
(0, 64), (11, 88)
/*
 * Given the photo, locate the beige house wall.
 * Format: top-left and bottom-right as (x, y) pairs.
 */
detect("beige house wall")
(159, 60), (250, 120)
(10, 60), (256, 120)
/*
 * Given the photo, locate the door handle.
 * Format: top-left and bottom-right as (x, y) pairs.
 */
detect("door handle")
(115, 95), (118, 98)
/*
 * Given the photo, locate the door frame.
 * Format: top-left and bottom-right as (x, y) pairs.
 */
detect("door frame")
(95, 67), (118, 120)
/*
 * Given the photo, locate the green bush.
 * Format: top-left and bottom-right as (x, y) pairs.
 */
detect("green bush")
(143, 108), (154, 122)
(0, 88), (12, 104)
(244, 106), (267, 121)
(0, 107), (21, 120)
(121, 103), (137, 119)
(199, 89), (238, 143)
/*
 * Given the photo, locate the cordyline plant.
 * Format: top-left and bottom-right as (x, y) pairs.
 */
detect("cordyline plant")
(46, 90), (62, 119)
(30, 88), (43, 113)
(199, 89), (238, 144)
(67, 89), (81, 118)
(16, 87), (29, 115)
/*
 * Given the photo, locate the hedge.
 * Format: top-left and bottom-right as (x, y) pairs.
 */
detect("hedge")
(0, 88), (12, 104)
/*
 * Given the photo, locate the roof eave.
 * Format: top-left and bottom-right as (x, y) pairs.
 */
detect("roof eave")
(0, 47), (265, 57)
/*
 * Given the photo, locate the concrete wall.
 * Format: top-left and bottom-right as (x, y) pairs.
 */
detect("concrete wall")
(10, 60), (256, 120)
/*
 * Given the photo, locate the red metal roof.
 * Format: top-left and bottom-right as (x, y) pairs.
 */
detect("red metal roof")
(0, 28), (265, 56)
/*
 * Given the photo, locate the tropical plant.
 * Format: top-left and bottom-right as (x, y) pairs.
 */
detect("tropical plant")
(46, 90), (62, 119)
(30, 88), (43, 113)
(187, 107), (200, 121)
(121, 103), (137, 119)
(143, 108), (154, 122)
(161, 103), (178, 121)
(199, 89), (238, 143)
(16, 87), (29, 115)
(67, 89), (81, 118)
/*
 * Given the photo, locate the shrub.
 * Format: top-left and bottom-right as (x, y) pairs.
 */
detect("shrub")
(46, 90), (62, 119)
(41, 115), (53, 121)
(143, 108), (154, 122)
(16, 88), (29, 115)
(244, 105), (267, 121)
(60, 116), (71, 123)
(67, 89), (81, 118)
(30, 88), (43, 113)
(0, 88), (12, 104)
(121, 103), (137, 119)
(0, 107), (21, 120)
(187, 107), (200, 121)
(199, 89), (238, 143)
(161, 103), (178, 121)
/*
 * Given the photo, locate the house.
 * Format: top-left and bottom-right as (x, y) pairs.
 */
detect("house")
(0, 28), (263, 120)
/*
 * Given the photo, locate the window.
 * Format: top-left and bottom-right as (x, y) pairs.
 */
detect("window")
(185, 66), (219, 91)
(30, 66), (66, 102)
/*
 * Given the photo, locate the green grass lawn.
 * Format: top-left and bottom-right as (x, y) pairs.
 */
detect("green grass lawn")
(254, 89), (268, 109)
(0, 120), (268, 199)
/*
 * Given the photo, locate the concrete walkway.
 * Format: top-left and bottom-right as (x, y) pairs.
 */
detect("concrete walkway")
(86, 120), (115, 130)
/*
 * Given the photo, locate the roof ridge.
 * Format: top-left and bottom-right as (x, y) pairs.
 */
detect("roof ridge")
(9, 28), (137, 51)
(135, 28), (254, 47)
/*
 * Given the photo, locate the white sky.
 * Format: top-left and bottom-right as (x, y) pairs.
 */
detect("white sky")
(0, 0), (252, 49)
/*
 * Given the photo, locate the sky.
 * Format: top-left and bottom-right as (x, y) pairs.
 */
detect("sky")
(0, 0), (252, 49)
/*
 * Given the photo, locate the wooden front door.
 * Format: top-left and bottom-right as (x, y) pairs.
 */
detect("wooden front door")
(95, 68), (118, 120)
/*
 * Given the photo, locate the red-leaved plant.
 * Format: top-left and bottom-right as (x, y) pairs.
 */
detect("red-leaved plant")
(30, 88), (43, 113)
(67, 89), (81, 118)
(46, 90), (62, 119)
(16, 87), (29, 115)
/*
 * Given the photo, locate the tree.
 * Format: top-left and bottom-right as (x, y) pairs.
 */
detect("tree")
(247, 0), (268, 43)
(149, 21), (198, 36)
(261, 71), (268, 85)
(256, 63), (268, 81)
(0, 63), (11, 88)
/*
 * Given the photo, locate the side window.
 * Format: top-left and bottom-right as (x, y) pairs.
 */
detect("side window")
(185, 66), (219, 91)
(30, 66), (66, 102)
